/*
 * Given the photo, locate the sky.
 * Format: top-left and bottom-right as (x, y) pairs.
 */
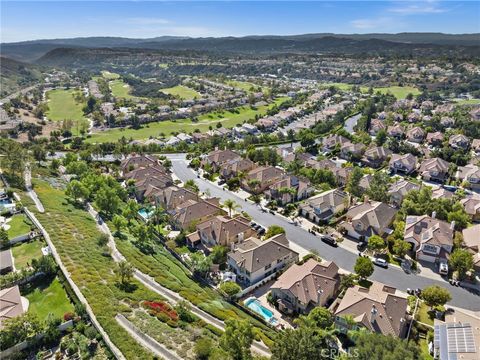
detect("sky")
(1, 1), (479, 43)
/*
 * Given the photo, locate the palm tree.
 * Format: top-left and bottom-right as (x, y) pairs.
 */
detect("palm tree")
(152, 205), (167, 232)
(223, 199), (240, 217)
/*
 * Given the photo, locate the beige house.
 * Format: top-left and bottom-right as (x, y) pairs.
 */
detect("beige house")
(388, 180), (421, 207)
(426, 132), (444, 147)
(369, 119), (386, 136)
(193, 215), (255, 248)
(456, 164), (480, 190)
(220, 157), (256, 180)
(322, 134), (350, 153)
(361, 146), (392, 168)
(334, 282), (408, 338)
(387, 123), (405, 139)
(121, 154), (163, 174)
(203, 149), (242, 172)
(389, 153), (418, 175)
(299, 189), (348, 223)
(265, 175), (314, 205)
(227, 234), (298, 286)
(342, 200), (397, 240)
(460, 196), (480, 222)
(170, 199), (225, 230)
(449, 134), (470, 150)
(340, 142), (366, 160)
(241, 166), (285, 193)
(418, 157), (451, 183)
(406, 126), (426, 143)
(271, 258), (340, 314)
(0, 286), (28, 329)
(462, 224), (480, 273)
(151, 186), (198, 210)
(404, 214), (454, 263)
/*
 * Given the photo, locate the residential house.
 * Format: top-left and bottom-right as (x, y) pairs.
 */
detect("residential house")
(462, 224), (480, 273)
(0, 249), (13, 275)
(431, 187), (454, 200)
(472, 139), (480, 154)
(322, 134), (350, 153)
(449, 134), (470, 150)
(456, 164), (480, 190)
(340, 142), (366, 161)
(299, 189), (348, 223)
(203, 149), (241, 172)
(426, 132), (444, 147)
(170, 199), (224, 231)
(192, 215), (255, 248)
(460, 196), (480, 222)
(220, 158), (256, 180)
(387, 124), (405, 139)
(151, 186), (198, 210)
(389, 153), (418, 175)
(241, 166), (285, 193)
(361, 146), (392, 168)
(369, 119), (386, 136)
(132, 175), (173, 201)
(358, 174), (374, 194)
(227, 233), (299, 286)
(440, 116), (455, 127)
(470, 108), (480, 122)
(334, 282), (408, 338)
(388, 180), (421, 207)
(406, 127), (426, 143)
(342, 200), (397, 240)
(271, 258), (340, 314)
(120, 154), (162, 174)
(0, 286), (28, 329)
(264, 175), (314, 205)
(418, 158), (451, 183)
(404, 214), (454, 263)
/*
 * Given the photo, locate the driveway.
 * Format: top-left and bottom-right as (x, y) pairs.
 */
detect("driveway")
(167, 154), (480, 311)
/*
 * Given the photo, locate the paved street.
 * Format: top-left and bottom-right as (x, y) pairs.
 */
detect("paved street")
(167, 153), (480, 311)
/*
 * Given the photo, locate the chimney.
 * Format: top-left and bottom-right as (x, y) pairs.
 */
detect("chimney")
(450, 221), (455, 230)
(363, 195), (370, 204)
(431, 211), (436, 219)
(370, 304), (378, 324)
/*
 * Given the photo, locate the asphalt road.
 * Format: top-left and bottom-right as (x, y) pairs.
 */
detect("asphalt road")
(167, 153), (480, 311)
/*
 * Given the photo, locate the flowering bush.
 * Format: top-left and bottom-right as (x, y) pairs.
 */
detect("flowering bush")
(63, 312), (75, 321)
(143, 301), (178, 323)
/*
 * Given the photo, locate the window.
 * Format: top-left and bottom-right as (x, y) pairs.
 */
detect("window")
(265, 264), (272, 271)
(423, 244), (438, 254)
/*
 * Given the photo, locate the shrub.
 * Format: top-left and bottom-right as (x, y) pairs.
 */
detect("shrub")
(143, 300), (178, 323)
(219, 282), (241, 298)
(63, 312), (75, 322)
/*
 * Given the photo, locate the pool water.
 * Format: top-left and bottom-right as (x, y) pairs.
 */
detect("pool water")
(245, 297), (277, 325)
(0, 199), (12, 205)
(138, 208), (154, 220)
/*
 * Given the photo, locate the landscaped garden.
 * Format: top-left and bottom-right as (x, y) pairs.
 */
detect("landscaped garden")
(29, 179), (165, 359)
(6, 213), (33, 239)
(24, 276), (75, 322)
(159, 85), (200, 100)
(86, 97), (288, 143)
(11, 239), (44, 269)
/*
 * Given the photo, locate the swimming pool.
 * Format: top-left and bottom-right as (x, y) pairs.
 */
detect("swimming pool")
(138, 208), (154, 220)
(245, 297), (277, 325)
(0, 199), (12, 205)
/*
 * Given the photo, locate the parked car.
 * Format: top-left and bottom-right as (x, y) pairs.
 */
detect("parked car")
(356, 241), (367, 252)
(373, 257), (388, 268)
(257, 227), (266, 235)
(439, 262), (449, 275)
(250, 221), (257, 228)
(269, 209), (275, 215)
(320, 235), (338, 247)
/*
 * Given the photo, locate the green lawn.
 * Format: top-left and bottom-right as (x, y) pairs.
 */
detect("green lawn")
(454, 98), (480, 105)
(25, 277), (74, 322)
(11, 239), (44, 269)
(110, 79), (143, 100)
(101, 71), (120, 80)
(226, 80), (262, 93)
(416, 302), (434, 326)
(159, 85), (200, 100)
(45, 88), (89, 135)
(86, 97), (288, 144)
(6, 213), (33, 239)
(320, 83), (420, 99)
(30, 180), (162, 359)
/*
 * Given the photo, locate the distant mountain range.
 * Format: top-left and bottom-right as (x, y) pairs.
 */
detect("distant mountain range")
(2, 32), (479, 62)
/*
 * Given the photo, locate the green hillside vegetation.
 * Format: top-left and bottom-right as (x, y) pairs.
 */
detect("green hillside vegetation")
(159, 85), (200, 100)
(0, 56), (42, 97)
(321, 83), (421, 99)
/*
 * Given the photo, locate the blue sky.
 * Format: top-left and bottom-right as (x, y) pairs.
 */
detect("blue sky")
(1, 1), (479, 43)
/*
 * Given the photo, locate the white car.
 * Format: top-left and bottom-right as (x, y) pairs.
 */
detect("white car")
(373, 257), (388, 268)
(439, 262), (449, 275)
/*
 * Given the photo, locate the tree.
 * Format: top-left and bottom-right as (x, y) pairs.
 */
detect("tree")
(97, 233), (109, 247)
(392, 239), (410, 258)
(367, 235), (386, 253)
(122, 199), (139, 225)
(347, 331), (421, 360)
(449, 249), (474, 279)
(264, 225), (285, 239)
(0, 228), (9, 249)
(354, 256), (374, 279)
(112, 214), (127, 236)
(195, 337), (213, 360)
(65, 180), (89, 203)
(185, 179), (199, 194)
(271, 326), (335, 360)
(32, 145), (46, 164)
(375, 129), (387, 146)
(223, 199), (240, 217)
(299, 131), (316, 151)
(299, 307), (333, 329)
(220, 320), (253, 360)
(96, 186), (121, 216)
(340, 273), (356, 290)
(115, 261), (134, 286)
(366, 172), (390, 203)
(220, 281), (241, 298)
(421, 285), (451, 309)
(346, 167), (363, 198)
(210, 245), (228, 264)
(191, 253), (212, 278)
(0, 312), (42, 350)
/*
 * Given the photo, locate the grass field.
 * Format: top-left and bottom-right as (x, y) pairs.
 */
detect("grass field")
(30, 179), (163, 359)
(11, 239), (44, 269)
(454, 98), (480, 105)
(87, 97), (288, 143)
(109, 79), (144, 100)
(45, 88), (89, 135)
(159, 85), (200, 100)
(6, 213), (32, 239)
(101, 71), (120, 80)
(320, 83), (420, 99)
(26, 277), (74, 321)
(226, 80), (262, 93)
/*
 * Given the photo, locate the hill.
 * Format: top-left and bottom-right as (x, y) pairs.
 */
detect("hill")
(0, 57), (43, 98)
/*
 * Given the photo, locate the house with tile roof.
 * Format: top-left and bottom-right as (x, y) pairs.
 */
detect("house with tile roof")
(0, 286), (28, 329)
(389, 153), (418, 175)
(299, 189), (349, 223)
(361, 146), (392, 168)
(264, 175), (314, 205)
(456, 164), (480, 190)
(271, 258), (340, 314)
(241, 166), (285, 193)
(460, 196), (480, 222)
(449, 134), (470, 150)
(462, 224), (480, 273)
(192, 215), (255, 248)
(333, 281), (408, 338)
(418, 157), (451, 183)
(227, 233), (299, 286)
(388, 180), (421, 207)
(170, 199), (225, 231)
(203, 149), (242, 172)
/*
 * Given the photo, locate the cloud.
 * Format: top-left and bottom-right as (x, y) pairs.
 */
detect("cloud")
(125, 17), (171, 25)
(389, 1), (448, 15)
(350, 17), (392, 30)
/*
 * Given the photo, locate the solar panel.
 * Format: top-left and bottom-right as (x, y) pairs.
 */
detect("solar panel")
(434, 323), (477, 360)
